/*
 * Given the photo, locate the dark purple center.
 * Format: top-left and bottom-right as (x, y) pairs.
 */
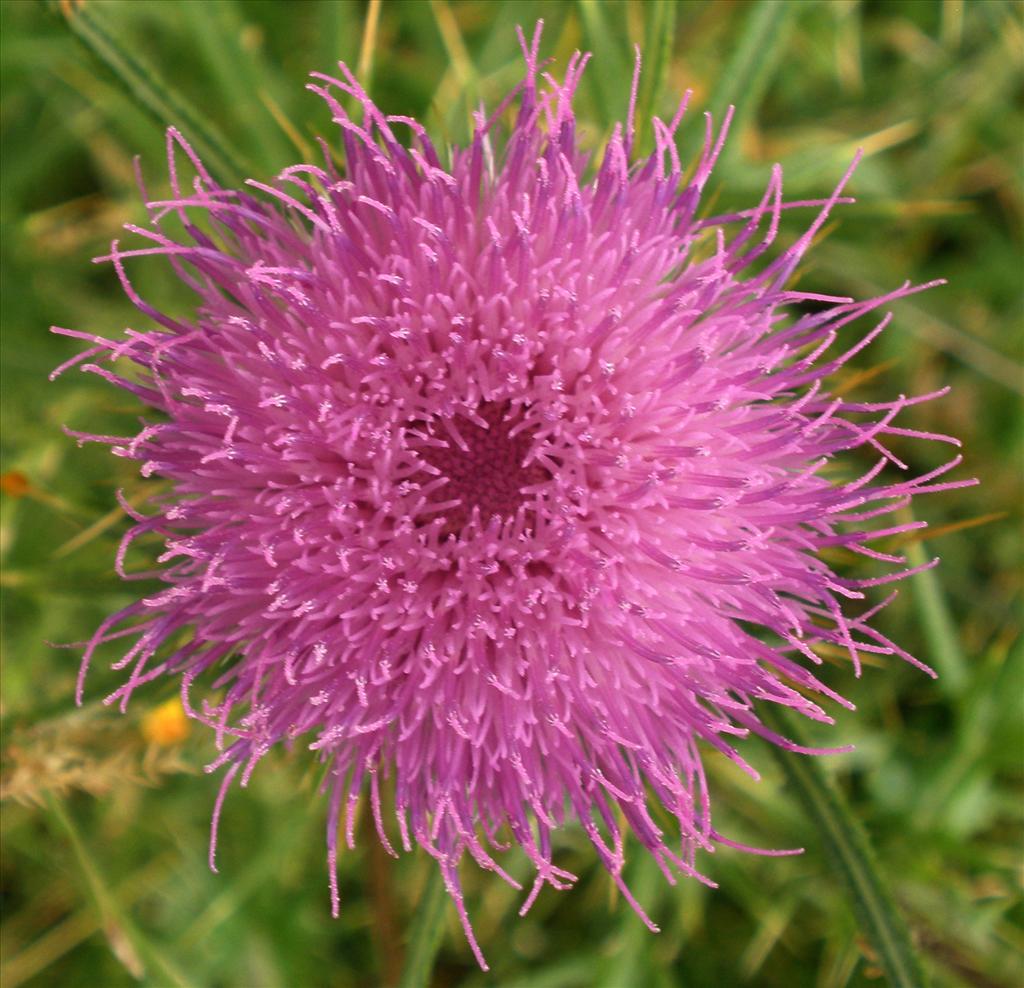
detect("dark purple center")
(417, 402), (549, 533)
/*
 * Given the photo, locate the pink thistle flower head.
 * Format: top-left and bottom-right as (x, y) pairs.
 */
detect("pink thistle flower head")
(55, 22), (972, 968)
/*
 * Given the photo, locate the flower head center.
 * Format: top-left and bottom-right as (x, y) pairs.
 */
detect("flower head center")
(416, 401), (549, 535)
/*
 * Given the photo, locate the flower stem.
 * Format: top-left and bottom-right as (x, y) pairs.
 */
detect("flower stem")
(397, 865), (448, 988)
(759, 706), (928, 987)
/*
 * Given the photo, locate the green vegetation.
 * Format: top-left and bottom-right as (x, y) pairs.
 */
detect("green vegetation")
(2, 1), (1021, 985)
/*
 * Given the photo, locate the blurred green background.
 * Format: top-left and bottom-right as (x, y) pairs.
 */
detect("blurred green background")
(1, 1), (1021, 985)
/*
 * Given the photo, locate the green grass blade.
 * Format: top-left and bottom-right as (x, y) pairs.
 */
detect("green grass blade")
(57, 1), (249, 185)
(46, 795), (191, 988)
(356, 0), (383, 95)
(576, 0), (633, 130)
(311, 0), (360, 79)
(634, 0), (677, 154)
(600, 852), (665, 988)
(397, 865), (448, 988)
(900, 510), (969, 696)
(759, 706), (928, 988)
(427, 0), (481, 141)
(707, 0), (796, 141)
(178, 0), (294, 174)
(915, 644), (1004, 832)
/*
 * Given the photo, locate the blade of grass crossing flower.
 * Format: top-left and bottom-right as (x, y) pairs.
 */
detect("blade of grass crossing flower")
(57, 1), (248, 186)
(634, 0), (677, 156)
(759, 706), (928, 988)
(707, 0), (796, 153)
(397, 865), (448, 988)
(46, 795), (191, 988)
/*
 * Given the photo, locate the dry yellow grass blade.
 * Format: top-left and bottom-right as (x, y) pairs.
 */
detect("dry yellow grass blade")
(893, 511), (1007, 547)
(258, 89), (315, 162)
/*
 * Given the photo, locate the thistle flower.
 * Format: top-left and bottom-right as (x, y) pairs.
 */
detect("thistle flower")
(55, 23), (971, 968)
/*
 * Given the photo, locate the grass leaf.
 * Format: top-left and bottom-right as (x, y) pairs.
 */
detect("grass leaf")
(900, 508), (969, 696)
(46, 795), (192, 988)
(707, 0), (796, 144)
(635, 0), (678, 154)
(759, 706), (928, 988)
(576, 0), (633, 129)
(600, 851), (664, 988)
(177, 0), (294, 174)
(397, 865), (448, 988)
(57, 0), (249, 185)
